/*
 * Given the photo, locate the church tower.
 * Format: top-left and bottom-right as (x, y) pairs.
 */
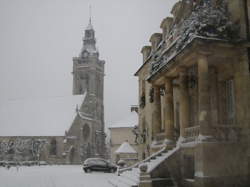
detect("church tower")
(66, 17), (106, 163)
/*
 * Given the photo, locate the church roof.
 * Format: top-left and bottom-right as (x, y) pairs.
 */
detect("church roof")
(109, 111), (138, 128)
(115, 141), (137, 154)
(0, 94), (86, 136)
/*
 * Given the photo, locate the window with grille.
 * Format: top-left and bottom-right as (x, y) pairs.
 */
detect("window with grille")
(225, 79), (235, 124)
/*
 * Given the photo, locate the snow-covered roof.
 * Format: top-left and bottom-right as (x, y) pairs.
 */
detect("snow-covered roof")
(115, 141), (137, 154)
(0, 94), (87, 136)
(109, 111), (138, 128)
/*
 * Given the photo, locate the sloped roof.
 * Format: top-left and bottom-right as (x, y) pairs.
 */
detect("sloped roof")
(109, 111), (138, 128)
(115, 141), (137, 154)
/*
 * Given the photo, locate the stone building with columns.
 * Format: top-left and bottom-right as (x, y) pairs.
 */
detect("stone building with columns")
(117, 1), (250, 187)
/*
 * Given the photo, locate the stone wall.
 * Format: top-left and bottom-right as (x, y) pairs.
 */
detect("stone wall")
(0, 136), (65, 164)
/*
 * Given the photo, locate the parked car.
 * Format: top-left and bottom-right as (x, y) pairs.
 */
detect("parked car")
(83, 158), (117, 173)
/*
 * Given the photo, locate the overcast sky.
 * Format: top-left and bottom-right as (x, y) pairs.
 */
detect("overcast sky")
(0, 0), (177, 135)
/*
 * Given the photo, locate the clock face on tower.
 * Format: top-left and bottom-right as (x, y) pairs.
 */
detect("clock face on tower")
(82, 51), (88, 57)
(85, 30), (91, 38)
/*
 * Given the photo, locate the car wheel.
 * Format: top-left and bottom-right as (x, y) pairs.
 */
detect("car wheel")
(85, 168), (91, 173)
(110, 168), (116, 173)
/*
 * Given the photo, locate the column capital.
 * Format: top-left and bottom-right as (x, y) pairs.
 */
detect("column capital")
(197, 49), (213, 57)
(151, 84), (161, 89)
(178, 66), (188, 76)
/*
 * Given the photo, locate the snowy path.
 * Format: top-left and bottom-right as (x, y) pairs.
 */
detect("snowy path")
(0, 165), (117, 187)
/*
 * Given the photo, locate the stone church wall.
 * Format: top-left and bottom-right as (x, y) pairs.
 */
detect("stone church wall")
(0, 136), (65, 164)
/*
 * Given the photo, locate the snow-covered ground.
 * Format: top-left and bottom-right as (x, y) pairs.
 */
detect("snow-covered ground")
(0, 165), (117, 187)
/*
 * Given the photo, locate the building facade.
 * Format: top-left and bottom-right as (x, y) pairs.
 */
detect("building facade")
(64, 18), (106, 164)
(0, 19), (106, 165)
(118, 1), (250, 187)
(109, 110), (138, 164)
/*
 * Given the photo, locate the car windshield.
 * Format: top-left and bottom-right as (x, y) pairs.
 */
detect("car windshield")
(84, 158), (108, 165)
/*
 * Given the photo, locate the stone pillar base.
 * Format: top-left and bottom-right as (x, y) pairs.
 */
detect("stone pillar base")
(195, 175), (248, 187)
(164, 139), (175, 150)
(139, 164), (152, 187)
(139, 174), (152, 187)
(150, 133), (166, 153)
(194, 142), (248, 187)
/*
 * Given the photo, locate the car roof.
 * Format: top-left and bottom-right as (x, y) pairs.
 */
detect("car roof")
(85, 158), (107, 162)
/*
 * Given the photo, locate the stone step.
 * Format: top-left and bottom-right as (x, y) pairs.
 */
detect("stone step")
(108, 175), (138, 187)
(116, 146), (178, 187)
(152, 177), (174, 187)
(121, 168), (140, 184)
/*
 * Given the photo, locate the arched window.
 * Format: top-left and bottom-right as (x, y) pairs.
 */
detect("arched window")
(49, 139), (57, 155)
(82, 124), (90, 140)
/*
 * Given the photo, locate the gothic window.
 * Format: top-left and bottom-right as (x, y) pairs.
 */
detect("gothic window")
(96, 74), (101, 97)
(82, 124), (90, 140)
(49, 139), (57, 156)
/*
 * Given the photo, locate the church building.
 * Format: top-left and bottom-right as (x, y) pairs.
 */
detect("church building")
(64, 18), (106, 164)
(0, 19), (106, 165)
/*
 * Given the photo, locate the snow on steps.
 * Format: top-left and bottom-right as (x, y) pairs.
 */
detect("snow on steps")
(110, 146), (179, 187)
(147, 146), (180, 173)
(108, 172), (138, 187)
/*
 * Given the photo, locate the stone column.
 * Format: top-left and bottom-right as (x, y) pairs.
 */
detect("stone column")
(234, 49), (250, 141)
(179, 68), (189, 137)
(164, 78), (175, 141)
(152, 85), (162, 136)
(209, 67), (219, 126)
(197, 55), (211, 136)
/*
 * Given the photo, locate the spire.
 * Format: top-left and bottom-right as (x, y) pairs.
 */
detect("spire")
(80, 5), (97, 56)
(86, 5), (93, 30)
(89, 5), (92, 25)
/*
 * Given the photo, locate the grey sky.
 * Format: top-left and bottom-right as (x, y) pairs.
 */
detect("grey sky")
(0, 0), (177, 135)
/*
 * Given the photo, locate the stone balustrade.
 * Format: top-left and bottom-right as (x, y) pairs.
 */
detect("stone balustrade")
(211, 125), (242, 142)
(183, 125), (242, 143)
(183, 125), (200, 142)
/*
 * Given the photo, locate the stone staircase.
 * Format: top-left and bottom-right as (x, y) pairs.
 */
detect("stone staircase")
(108, 146), (180, 187)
